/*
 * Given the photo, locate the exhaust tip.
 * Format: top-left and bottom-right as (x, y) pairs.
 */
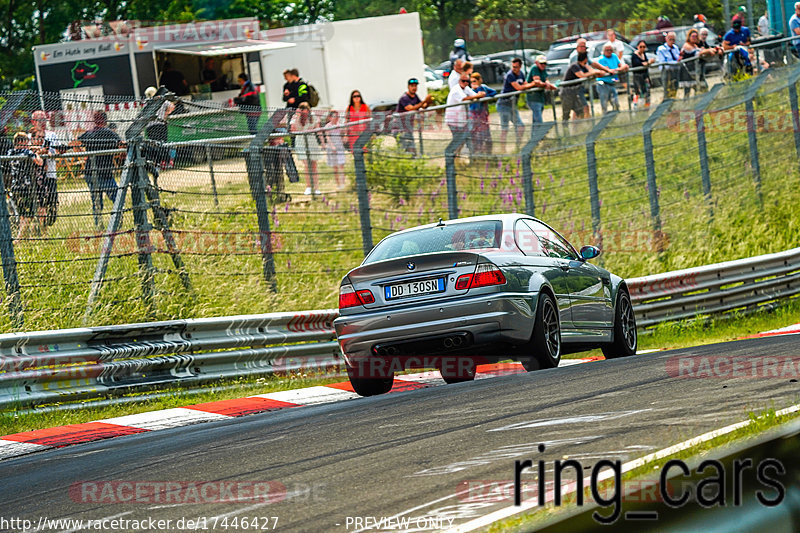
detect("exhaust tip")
(443, 337), (454, 348)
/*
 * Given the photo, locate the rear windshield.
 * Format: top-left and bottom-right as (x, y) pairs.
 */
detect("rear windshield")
(364, 221), (503, 264)
(546, 46), (574, 61)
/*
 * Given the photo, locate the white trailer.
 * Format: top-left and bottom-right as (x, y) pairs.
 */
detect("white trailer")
(260, 13), (427, 110)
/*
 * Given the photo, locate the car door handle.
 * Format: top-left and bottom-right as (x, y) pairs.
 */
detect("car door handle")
(560, 264), (570, 272)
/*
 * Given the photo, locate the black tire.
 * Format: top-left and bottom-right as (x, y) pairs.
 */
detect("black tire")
(521, 292), (561, 371)
(439, 358), (476, 384)
(346, 365), (394, 397)
(602, 289), (637, 359)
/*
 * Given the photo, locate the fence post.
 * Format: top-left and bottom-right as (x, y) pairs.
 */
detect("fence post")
(244, 110), (282, 292)
(0, 92), (27, 327)
(744, 71), (769, 204)
(789, 69), (800, 176)
(585, 111), (618, 251)
(204, 144), (219, 206)
(353, 119), (377, 257)
(130, 140), (156, 315)
(444, 128), (469, 220)
(694, 83), (723, 217)
(520, 122), (554, 217)
(642, 99), (673, 250)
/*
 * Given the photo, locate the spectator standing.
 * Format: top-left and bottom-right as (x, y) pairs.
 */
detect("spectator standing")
(282, 69), (309, 109)
(159, 62), (188, 96)
(235, 73), (261, 135)
(345, 90), (371, 150)
(630, 41), (654, 108)
(78, 111), (121, 213)
(324, 110), (347, 189)
(680, 29), (701, 98)
(6, 132), (42, 239)
(497, 58), (533, 147)
(448, 59), (471, 90)
(731, 6), (747, 26)
(469, 73), (495, 154)
(143, 86), (175, 168)
(656, 16), (673, 30)
(30, 110), (63, 232)
(758, 10), (770, 36)
(395, 78), (433, 155)
(791, 3), (800, 57)
(450, 39), (471, 71)
(604, 29), (625, 60)
(561, 52), (597, 122)
(291, 102), (322, 195)
(526, 55), (557, 124)
(202, 58), (224, 92)
(596, 43), (628, 113)
(656, 32), (682, 98)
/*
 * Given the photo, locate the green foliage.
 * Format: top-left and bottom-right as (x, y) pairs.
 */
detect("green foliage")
(365, 137), (438, 202)
(427, 87), (449, 106)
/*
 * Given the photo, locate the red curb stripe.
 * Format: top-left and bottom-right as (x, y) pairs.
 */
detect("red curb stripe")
(183, 397), (299, 417)
(2, 422), (148, 447)
(741, 330), (800, 340)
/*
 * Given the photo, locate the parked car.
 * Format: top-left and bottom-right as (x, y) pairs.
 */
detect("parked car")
(546, 40), (658, 88)
(549, 30), (629, 49)
(485, 48), (546, 69)
(434, 56), (509, 85)
(424, 65), (445, 91)
(334, 214), (638, 396)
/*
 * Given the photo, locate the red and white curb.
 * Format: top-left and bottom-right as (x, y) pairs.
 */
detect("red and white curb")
(0, 360), (600, 462)
(743, 323), (800, 339)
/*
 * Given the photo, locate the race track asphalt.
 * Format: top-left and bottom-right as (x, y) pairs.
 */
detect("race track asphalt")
(1, 335), (798, 533)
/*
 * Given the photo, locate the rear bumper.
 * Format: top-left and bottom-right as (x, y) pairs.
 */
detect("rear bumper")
(333, 293), (538, 365)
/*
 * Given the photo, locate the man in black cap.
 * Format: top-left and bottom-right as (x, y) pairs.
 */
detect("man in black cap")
(395, 78), (433, 155)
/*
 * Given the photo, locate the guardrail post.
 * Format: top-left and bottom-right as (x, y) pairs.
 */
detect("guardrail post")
(642, 99), (673, 251)
(204, 144), (219, 206)
(0, 93), (26, 327)
(130, 140), (156, 315)
(694, 83), (723, 218)
(444, 128), (469, 220)
(585, 111), (618, 253)
(520, 122), (554, 217)
(352, 119), (376, 257)
(744, 71), (769, 204)
(244, 109), (282, 292)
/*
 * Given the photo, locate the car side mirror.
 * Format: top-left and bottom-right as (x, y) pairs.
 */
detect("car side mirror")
(580, 245), (601, 261)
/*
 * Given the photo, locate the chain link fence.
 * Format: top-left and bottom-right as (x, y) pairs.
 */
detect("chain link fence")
(0, 61), (799, 331)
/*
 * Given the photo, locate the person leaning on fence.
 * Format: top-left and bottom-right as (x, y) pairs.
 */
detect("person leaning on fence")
(445, 72), (485, 157)
(6, 132), (43, 239)
(291, 102), (323, 196)
(469, 73), (495, 154)
(345, 90), (371, 150)
(568, 39), (613, 117)
(680, 29), (701, 98)
(30, 111), (63, 232)
(595, 44), (628, 114)
(561, 52), (598, 122)
(698, 28), (722, 90)
(657, 32), (682, 99)
(395, 78), (433, 156)
(263, 127), (298, 202)
(497, 58), (534, 147)
(630, 41), (654, 108)
(235, 73), (261, 135)
(526, 55), (557, 124)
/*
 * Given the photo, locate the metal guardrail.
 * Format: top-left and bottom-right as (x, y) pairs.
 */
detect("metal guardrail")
(628, 247), (800, 327)
(0, 247), (797, 410)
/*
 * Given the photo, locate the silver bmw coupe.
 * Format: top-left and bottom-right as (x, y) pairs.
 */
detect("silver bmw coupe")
(333, 214), (637, 396)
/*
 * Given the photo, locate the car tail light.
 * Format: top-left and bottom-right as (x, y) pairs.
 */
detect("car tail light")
(339, 284), (374, 309)
(455, 264), (506, 290)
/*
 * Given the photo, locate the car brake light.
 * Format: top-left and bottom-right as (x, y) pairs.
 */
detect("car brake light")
(339, 284), (375, 309)
(455, 264), (506, 290)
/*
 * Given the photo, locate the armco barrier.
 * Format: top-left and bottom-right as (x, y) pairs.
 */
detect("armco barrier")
(0, 247), (798, 410)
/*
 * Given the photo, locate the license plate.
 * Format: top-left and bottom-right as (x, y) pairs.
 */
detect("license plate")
(385, 278), (445, 300)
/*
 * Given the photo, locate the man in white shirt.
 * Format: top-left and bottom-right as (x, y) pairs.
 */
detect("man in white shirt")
(445, 73), (485, 134)
(604, 28), (625, 61)
(758, 10), (770, 36)
(30, 110), (63, 232)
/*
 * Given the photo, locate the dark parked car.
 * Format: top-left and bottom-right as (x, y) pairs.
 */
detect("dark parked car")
(334, 214), (638, 396)
(434, 56), (509, 85)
